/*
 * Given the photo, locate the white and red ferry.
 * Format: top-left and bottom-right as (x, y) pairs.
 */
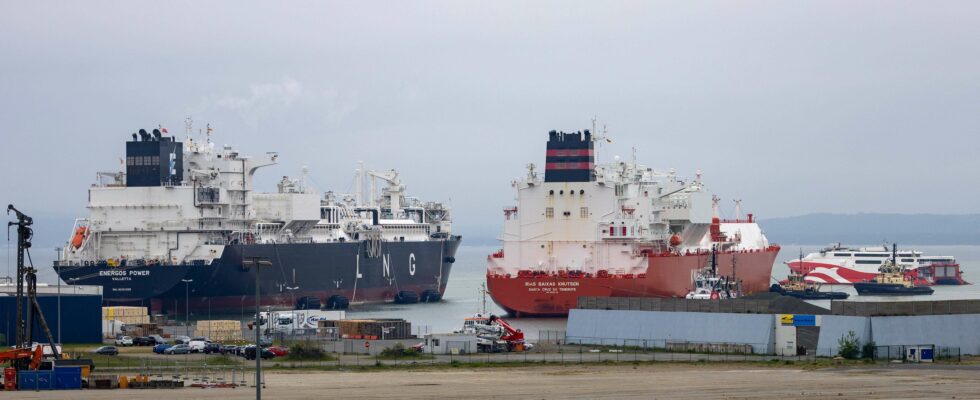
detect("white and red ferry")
(485, 126), (780, 316)
(787, 245), (967, 285)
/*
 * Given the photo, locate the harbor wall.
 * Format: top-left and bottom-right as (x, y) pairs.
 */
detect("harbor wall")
(567, 309), (775, 354)
(577, 295), (829, 315)
(831, 300), (980, 316)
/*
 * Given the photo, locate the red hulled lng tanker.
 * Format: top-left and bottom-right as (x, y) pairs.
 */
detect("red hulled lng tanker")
(486, 128), (780, 316)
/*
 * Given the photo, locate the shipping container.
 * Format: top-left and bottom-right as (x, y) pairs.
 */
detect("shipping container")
(53, 367), (82, 390)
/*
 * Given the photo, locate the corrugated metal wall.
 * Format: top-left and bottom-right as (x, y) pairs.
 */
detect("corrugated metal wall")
(815, 315), (871, 357)
(568, 308), (980, 356)
(567, 309), (775, 354)
(872, 314), (980, 355)
(0, 294), (102, 345)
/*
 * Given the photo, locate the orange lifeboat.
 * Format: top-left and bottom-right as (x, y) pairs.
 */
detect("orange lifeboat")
(71, 227), (89, 249)
(669, 234), (683, 247)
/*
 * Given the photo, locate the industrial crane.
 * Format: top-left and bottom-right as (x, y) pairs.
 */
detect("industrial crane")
(5, 205), (61, 373)
(463, 314), (531, 353)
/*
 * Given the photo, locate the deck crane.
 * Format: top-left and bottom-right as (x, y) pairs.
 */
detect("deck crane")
(365, 169), (405, 216)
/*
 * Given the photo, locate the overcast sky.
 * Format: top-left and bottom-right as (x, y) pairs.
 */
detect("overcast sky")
(2, 1), (979, 244)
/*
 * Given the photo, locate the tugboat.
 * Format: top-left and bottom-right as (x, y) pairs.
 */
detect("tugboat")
(686, 248), (742, 299)
(770, 272), (849, 300)
(854, 245), (934, 296)
(770, 252), (849, 299)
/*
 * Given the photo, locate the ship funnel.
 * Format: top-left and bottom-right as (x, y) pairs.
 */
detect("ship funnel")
(544, 129), (595, 183)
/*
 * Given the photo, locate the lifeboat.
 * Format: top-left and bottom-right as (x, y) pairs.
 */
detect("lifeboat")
(71, 227), (89, 249)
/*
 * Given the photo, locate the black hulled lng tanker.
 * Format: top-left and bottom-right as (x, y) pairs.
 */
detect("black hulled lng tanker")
(54, 126), (460, 313)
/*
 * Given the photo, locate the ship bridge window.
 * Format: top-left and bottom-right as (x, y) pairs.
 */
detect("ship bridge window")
(833, 253), (851, 257)
(855, 253), (890, 257)
(855, 260), (882, 264)
(901, 258), (915, 262)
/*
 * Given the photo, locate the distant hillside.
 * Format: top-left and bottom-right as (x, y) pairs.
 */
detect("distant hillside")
(759, 213), (980, 245)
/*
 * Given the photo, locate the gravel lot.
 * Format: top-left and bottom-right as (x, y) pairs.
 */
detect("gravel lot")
(10, 363), (980, 399)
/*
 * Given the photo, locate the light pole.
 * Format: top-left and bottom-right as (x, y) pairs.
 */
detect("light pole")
(285, 286), (299, 341)
(243, 256), (272, 400)
(181, 279), (193, 338)
(55, 248), (61, 345)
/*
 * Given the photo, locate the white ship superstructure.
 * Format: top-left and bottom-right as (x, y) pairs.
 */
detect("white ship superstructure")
(486, 128), (780, 316)
(55, 125), (460, 312)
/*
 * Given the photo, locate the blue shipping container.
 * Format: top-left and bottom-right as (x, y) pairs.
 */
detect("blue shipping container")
(17, 370), (54, 390)
(54, 366), (82, 390)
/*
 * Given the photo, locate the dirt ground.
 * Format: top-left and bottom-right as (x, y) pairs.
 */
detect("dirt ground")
(11, 363), (980, 399)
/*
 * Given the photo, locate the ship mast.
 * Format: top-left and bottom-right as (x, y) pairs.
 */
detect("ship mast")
(479, 282), (489, 316)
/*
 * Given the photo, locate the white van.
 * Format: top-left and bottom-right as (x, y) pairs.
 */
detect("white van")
(187, 337), (209, 353)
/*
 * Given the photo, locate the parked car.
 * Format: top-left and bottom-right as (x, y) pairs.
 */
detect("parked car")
(93, 346), (119, 356)
(220, 345), (239, 355)
(267, 346), (289, 357)
(149, 335), (168, 345)
(133, 336), (156, 346)
(164, 344), (192, 355)
(174, 336), (191, 345)
(152, 344), (173, 354)
(114, 336), (133, 346)
(411, 342), (426, 353)
(243, 345), (275, 360)
(203, 343), (222, 354)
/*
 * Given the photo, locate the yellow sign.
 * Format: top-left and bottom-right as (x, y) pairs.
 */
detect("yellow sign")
(780, 314), (794, 325)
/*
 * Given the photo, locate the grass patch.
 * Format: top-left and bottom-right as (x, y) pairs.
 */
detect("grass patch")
(375, 342), (432, 360)
(203, 355), (240, 366)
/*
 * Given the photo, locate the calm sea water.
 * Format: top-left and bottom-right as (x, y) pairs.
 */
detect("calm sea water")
(6, 244), (980, 340)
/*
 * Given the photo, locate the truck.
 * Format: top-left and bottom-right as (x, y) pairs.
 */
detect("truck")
(458, 314), (532, 353)
(258, 310), (345, 335)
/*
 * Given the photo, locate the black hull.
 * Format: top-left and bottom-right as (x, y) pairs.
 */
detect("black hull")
(769, 284), (849, 300)
(853, 282), (934, 296)
(55, 237), (461, 313)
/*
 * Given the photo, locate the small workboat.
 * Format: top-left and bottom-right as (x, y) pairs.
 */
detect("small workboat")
(854, 259), (934, 296)
(770, 271), (849, 300)
(686, 248), (742, 299)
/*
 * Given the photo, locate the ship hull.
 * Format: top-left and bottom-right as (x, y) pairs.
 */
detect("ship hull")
(853, 282), (934, 296)
(487, 246), (780, 316)
(55, 237), (461, 313)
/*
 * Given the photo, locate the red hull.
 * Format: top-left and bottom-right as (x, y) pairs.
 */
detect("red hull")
(487, 246), (780, 316)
